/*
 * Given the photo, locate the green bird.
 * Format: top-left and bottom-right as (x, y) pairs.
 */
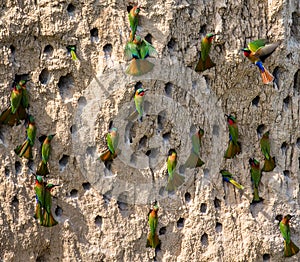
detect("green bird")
(134, 88), (147, 122)
(279, 215), (299, 257)
(146, 202), (160, 249)
(184, 128), (205, 168)
(220, 170), (244, 190)
(195, 33), (217, 72)
(166, 150), (185, 192)
(224, 115), (241, 159)
(14, 115), (36, 159)
(67, 46), (77, 60)
(99, 127), (119, 163)
(42, 183), (58, 227)
(37, 134), (56, 176)
(128, 6), (140, 41)
(0, 80), (28, 126)
(249, 158), (263, 203)
(34, 175), (45, 225)
(260, 131), (276, 172)
(242, 39), (280, 84)
(124, 35), (157, 76)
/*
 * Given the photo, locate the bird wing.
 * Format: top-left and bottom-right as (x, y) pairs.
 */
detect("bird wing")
(141, 40), (157, 58)
(248, 39), (268, 52)
(42, 142), (50, 163)
(191, 133), (200, 156)
(280, 222), (290, 242)
(221, 170), (233, 179)
(124, 42), (139, 60)
(254, 42), (280, 62)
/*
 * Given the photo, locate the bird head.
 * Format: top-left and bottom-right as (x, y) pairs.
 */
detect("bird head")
(133, 35), (142, 44)
(285, 214), (293, 220)
(226, 114), (236, 124)
(263, 131), (269, 138)
(249, 158), (259, 167)
(205, 33), (218, 42)
(48, 134), (56, 140)
(28, 115), (35, 124)
(132, 6), (141, 15)
(241, 48), (251, 57)
(199, 128), (204, 136)
(136, 88), (147, 96)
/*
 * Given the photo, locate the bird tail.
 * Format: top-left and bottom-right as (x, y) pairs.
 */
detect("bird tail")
(0, 106), (27, 126)
(224, 140), (241, 159)
(126, 110), (139, 122)
(14, 139), (33, 159)
(34, 201), (43, 225)
(195, 54), (216, 72)
(184, 152), (204, 169)
(99, 149), (114, 162)
(262, 157), (276, 172)
(229, 178), (244, 190)
(166, 172), (185, 192)
(146, 232), (160, 249)
(126, 59), (154, 76)
(42, 211), (58, 227)
(252, 186), (263, 203)
(36, 161), (50, 176)
(256, 62), (274, 84)
(284, 239), (300, 257)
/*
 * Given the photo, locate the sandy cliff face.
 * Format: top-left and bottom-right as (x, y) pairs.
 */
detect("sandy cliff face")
(0, 0), (300, 261)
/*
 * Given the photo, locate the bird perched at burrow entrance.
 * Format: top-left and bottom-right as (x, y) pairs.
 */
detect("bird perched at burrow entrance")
(99, 127), (120, 164)
(260, 131), (276, 172)
(166, 150), (185, 192)
(36, 134), (56, 176)
(195, 33), (218, 72)
(184, 128), (205, 168)
(128, 6), (141, 41)
(127, 87), (148, 122)
(14, 115), (36, 160)
(124, 35), (157, 76)
(146, 201), (160, 249)
(0, 80), (29, 126)
(220, 170), (244, 190)
(67, 45), (77, 60)
(249, 158), (263, 203)
(241, 39), (280, 84)
(224, 114), (241, 159)
(279, 214), (299, 257)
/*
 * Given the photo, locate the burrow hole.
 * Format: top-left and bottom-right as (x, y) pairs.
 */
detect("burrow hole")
(185, 192), (191, 203)
(55, 206), (63, 217)
(126, 5), (133, 13)
(283, 96), (291, 110)
(263, 254), (270, 261)
(252, 96), (260, 107)
(82, 182), (91, 190)
(281, 142), (288, 155)
(162, 132), (171, 141)
(59, 154), (69, 172)
(5, 167), (10, 177)
(214, 197), (221, 209)
(138, 135), (147, 149)
(159, 227), (166, 235)
(70, 189), (78, 198)
(103, 44), (112, 57)
(256, 124), (265, 137)
(15, 161), (22, 175)
(294, 69), (300, 95)
(167, 37), (176, 51)
(10, 45), (16, 55)
(145, 33), (153, 44)
(273, 67), (280, 88)
(90, 28), (99, 42)
(39, 68), (50, 85)
(216, 222), (222, 233)
(291, 12), (300, 41)
(177, 217), (184, 228)
(43, 45), (53, 56)
(200, 203), (207, 213)
(201, 233), (208, 246)
(70, 124), (77, 134)
(67, 3), (76, 15)
(95, 215), (102, 227)
(199, 25), (207, 34)
(165, 82), (173, 96)
(283, 170), (290, 177)
(57, 73), (75, 100)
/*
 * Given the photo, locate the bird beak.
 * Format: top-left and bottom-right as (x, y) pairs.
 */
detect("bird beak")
(52, 133), (56, 137)
(224, 114), (229, 118)
(144, 89), (149, 92)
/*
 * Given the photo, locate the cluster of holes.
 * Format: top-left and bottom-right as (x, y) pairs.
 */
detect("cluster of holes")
(59, 154), (69, 172)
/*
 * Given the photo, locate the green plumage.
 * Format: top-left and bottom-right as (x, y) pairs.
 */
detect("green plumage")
(67, 46), (77, 60)
(279, 215), (300, 257)
(224, 115), (241, 159)
(128, 6), (140, 41)
(134, 88), (146, 121)
(185, 129), (205, 168)
(37, 135), (55, 176)
(195, 33), (216, 72)
(260, 131), (276, 172)
(249, 158), (262, 203)
(11, 85), (23, 114)
(166, 151), (184, 192)
(107, 128), (119, 156)
(146, 203), (160, 249)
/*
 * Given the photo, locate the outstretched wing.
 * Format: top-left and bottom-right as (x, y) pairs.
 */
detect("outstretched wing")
(248, 39), (267, 52)
(124, 42), (139, 60)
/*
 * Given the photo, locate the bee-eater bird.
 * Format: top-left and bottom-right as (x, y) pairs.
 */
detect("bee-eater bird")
(134, 88), (147, 122)
(249, 158), (263, 203)
(67, 46), (77, 60)
(14, 115), (36, 159)
(99, 127), (119, 163)
(146, 202), (160, 249)
(124, 35), (157, 76)
(224, 115), (241, 159)
(166, 150), (184, 192)
(220, 170), (244, 190)
(241, 39), (280, 84)
(279, 215), (299, 257)
(37, 134), (56, 176)
(184, 128), (205, 168)
(43, 183), (58, 227)
(128, 6), (140, 41)
(260, 131), (276, 172)
(34, 175), (45, 225)
(195, 33), (217, 72)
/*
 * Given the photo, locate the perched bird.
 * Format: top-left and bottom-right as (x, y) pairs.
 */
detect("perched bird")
(34, 175), (45, 225)
(99, 127), (119, 163)
(124, 35), (157, 76)
(67, 46), (77, 60)
(14, 115), (36, 159)
(0, 80), (28, 126)
(249, 158), (263, 203)
(134, 88), (147, 122)
(220, 170), (244, 190)
(224, 115), (241, 159)
(241, 39), (280, 84)
(128, 6), (140, 41)
(260, 131), (276, 172)
(37, 134), (56, 176)
(195, 33), (217, 72)
(146, 202), (160, 249)
(279, 215), (299, 257)
(43, 183), (58, 227)
(184, 128), (205, 168)
(166, 150), (184, 192)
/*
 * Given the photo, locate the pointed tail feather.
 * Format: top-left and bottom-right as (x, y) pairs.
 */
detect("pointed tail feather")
(262, 157), (276, 172)
(229, 178), (244, 190)
(146, 232), (160, 249)
(126, 110), (139, 122)
(184, 152), (204, 169)
(166, 172), (185, 192)
(126, 59), (154, 76)
(34, 202), (43, 225)
(71, 50), (77, 60)
(195, 54), (215, 72)
(284, 240), (300, 257)
(42, 211), (58, 227)
(36, 161), (50, 176)
(99, 149), (113, 162)
(260, 67), (274, 84)
(0, 107), (22, 126)
(14, 140), (33, 159)
(224, 141), (241, 159)
(252, 186), (263, 203)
